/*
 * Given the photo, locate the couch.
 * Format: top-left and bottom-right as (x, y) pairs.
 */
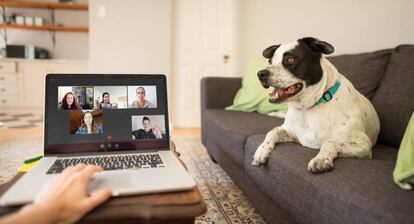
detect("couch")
(201, 45), (414, 224)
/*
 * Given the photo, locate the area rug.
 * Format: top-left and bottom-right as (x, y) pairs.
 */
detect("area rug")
(0, 136), (266, 224)
(0, 113), (43, 129)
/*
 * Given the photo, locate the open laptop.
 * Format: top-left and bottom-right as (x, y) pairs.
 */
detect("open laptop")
(0, 74), (196, 206)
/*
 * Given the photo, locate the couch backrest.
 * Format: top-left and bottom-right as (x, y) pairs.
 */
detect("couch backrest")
(371, 45), (414, 148)
(328, 49), (392, 100)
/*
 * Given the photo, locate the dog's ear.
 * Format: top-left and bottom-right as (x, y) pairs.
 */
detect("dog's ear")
(262, 45), (280, 59)
(300, 37), (334, 55)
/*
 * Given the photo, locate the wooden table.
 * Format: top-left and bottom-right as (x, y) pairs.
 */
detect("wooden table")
(0, 141), (207, 224)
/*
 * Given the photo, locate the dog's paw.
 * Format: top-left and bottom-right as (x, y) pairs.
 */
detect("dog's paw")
(307, 156), (334, 173)
(252, 143), (274, 167)
(251, 159), (262, 167)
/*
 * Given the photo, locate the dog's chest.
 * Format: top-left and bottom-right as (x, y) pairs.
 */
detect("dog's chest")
(283, 105), (349, 149)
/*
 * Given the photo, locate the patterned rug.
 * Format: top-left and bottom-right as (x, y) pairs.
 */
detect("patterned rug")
(0, 113), (43, 129)
(0, 136), (266, 224)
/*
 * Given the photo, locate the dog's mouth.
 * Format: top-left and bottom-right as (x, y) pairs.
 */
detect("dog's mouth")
(268, 83), (303, 103)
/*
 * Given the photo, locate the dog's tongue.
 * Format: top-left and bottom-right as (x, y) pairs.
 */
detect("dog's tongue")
(286, 86), (296, 94)
(269, 88), (286, 98)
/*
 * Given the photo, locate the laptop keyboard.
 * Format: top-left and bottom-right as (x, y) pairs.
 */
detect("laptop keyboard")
(46, 153), (165, 174)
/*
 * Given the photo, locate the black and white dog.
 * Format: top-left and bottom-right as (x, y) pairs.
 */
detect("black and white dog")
(252, 37), (380, 173)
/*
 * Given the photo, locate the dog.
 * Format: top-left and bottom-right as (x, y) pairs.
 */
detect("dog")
(252, 37), (380, 173)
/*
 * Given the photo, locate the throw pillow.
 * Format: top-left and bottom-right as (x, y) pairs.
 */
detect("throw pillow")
(393, 112), (414, 190)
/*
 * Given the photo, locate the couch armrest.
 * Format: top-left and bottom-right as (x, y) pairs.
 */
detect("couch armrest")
(201, 77), (242, 110)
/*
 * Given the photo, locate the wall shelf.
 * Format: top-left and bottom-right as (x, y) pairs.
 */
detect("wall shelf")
(0, 24), (88, 32)
(0, 0), (89, 46)
(0, 0), (88, 11)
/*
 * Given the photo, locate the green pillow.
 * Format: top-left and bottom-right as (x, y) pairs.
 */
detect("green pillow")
(226, 57), (287, 115)
(393, 112), (414, 190)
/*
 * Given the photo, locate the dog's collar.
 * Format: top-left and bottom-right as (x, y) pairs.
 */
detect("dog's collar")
(311, 81), (341, 108)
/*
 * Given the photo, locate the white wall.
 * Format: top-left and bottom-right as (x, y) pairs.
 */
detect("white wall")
(239, 0), (414, 68)
(0, 0), (89, 59)
(88, 0), (172, 76)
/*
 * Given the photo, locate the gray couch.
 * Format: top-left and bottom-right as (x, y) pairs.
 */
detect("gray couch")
(201, 45), (414, 224)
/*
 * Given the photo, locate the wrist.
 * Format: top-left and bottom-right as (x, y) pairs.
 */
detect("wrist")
(25, 203), (61, 224)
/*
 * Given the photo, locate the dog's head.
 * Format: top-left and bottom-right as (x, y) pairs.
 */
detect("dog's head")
(258, 37), (334, 104)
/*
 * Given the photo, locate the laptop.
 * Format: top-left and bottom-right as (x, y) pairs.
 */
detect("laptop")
(0, 74), (196, 206)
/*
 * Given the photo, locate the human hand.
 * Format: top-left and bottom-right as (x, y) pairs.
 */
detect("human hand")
(33, 164), (112, 224)
(152, 126), (162, 139)
(95, 98), (100, 108)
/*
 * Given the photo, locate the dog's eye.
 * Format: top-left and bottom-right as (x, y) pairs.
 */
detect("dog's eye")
(286, 56), (296, 65)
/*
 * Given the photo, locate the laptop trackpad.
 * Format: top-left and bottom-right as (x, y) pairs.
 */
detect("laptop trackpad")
(88, 172), (132, 193)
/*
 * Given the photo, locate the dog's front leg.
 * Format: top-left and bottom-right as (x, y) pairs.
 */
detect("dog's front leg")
(252, 127), (294, 166)
(307, 133), (372, 173)
(307, 140), (339, 173)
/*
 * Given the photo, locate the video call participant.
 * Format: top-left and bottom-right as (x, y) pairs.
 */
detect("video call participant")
(132, 116), (162, 139)
(58, 92), (81, 110)
(129, 87), (155, 108)
(76, 111), (103, 134)
(95, 92), (118, 109)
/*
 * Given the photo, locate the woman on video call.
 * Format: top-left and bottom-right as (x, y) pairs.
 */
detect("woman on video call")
(58, 92), (81, 110)
(129, 87), (155, 108)
(132, 116), (162, 139)
(95, 92), (118, 109)
(76, 111), (103, 134)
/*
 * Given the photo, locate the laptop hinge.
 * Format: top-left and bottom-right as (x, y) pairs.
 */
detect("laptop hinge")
(46, 149), (165, 158)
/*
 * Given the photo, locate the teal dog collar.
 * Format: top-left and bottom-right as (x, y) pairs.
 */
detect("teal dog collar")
(312, 81), (340, 108)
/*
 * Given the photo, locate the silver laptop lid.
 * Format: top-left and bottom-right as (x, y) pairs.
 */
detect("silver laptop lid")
(44, 74), (170, 155)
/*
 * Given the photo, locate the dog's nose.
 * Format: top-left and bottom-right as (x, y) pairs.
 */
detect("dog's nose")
(257, 69), (270, 81)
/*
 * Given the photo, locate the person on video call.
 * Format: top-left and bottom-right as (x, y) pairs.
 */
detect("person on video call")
(0, 164), (112, 224)
(129, 87), (155, 108)
(58, 92), (81, 110)
(95, 92), (118, 109)
(132, 116), (162, 139)
(76, 111), (103, 134)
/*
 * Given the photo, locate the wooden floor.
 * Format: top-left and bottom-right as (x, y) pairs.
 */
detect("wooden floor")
(0, 127), (201, 142)
(171, 128), (201, 138)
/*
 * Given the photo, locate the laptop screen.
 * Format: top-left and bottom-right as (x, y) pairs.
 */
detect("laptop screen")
(44, 74), (170, 155)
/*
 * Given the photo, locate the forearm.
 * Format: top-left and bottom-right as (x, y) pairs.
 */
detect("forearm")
(0, 204), (59, 224)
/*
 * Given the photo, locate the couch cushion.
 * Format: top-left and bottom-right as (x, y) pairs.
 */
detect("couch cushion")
(328, 49), (392, 100)
(202, 109), (283, 167)
(372, 45), (414, 148)
(244, 134), (414, 224)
